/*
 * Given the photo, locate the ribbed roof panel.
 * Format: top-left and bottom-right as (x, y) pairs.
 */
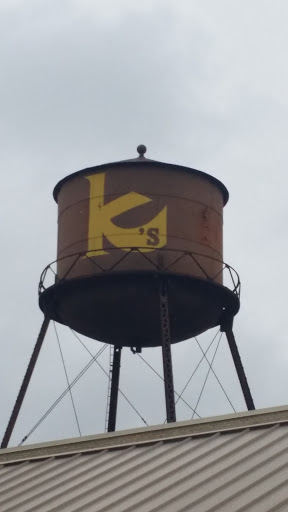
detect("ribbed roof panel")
(1, 423), (288, 511)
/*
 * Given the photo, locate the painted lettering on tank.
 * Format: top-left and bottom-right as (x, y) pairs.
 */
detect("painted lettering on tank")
(86, 173), (167, 256)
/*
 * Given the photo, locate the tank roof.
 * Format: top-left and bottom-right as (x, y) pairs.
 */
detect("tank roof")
(53, 146), (229, 205)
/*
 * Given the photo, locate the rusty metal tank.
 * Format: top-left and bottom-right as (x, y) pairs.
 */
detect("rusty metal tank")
(39, 146), (240, 347)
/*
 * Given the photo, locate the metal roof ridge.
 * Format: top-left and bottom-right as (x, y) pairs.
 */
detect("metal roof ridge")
(3, 420), (288, 466)
(1, 405), (288, 465)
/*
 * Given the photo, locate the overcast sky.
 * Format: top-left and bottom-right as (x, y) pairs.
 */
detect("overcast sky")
(1, 0), (288, 447)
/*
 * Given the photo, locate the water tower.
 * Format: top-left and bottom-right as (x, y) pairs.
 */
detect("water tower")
(1, 145), (254, 448)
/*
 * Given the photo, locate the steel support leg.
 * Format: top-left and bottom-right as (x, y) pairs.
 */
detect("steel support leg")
(160, 280), (176, 423)
(107, 346), (122, 432)
(221, 315), (255, 411)
(1, 316), (50, 449)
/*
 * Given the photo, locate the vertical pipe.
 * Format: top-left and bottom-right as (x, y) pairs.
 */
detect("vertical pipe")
(1, 316), (50, 449)
(107, 346), (122, 432)
(160, 280), (176, 423)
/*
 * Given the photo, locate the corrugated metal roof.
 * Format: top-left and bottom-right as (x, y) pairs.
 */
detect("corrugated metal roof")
(1, 407), (288, 511)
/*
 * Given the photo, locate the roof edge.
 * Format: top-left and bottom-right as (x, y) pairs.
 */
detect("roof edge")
(1, 405), (288, 464)
(53, 159), (229, 206)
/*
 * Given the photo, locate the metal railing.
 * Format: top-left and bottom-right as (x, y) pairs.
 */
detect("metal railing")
(39, 247), (240, 299)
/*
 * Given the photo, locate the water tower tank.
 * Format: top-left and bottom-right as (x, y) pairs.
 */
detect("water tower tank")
(39, 146), (240, 347)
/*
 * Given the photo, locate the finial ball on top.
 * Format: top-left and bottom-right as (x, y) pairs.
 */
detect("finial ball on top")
(137, 144), (147, 157)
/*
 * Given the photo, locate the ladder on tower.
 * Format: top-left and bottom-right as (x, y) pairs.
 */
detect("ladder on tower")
(104, 344), (113, 432)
